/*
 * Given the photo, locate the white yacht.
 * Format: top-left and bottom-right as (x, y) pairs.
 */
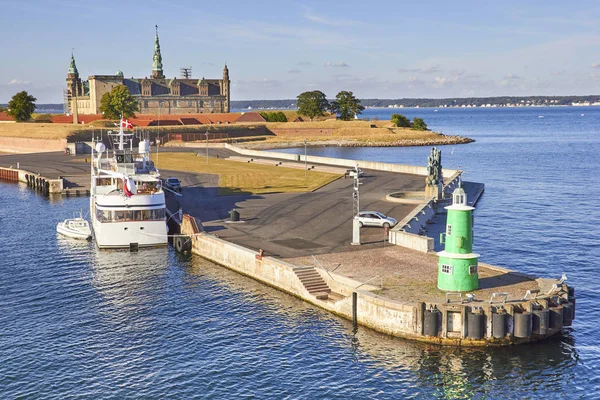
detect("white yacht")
(90, 122), (168, 249)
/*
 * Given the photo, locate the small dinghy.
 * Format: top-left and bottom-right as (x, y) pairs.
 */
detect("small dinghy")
(57, 215), (92, 240)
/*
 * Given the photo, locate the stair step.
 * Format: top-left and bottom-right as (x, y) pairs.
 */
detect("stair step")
(295, 270), (317, 276)
(304, 281), (328, 287)
(293, 266), (315, 272)
(299, 276), (324, 283)
(314, 292), (329, 300)
(306, 284), (331, 292)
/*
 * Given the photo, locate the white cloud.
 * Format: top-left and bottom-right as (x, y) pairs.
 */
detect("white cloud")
(398, 65), (442, 74)
(324, 61), (349, 68)
(303, 9), (358, 27)
(8, 79), (31, 85)
(288, 69), (301, 74)
(503, 73), (522, 80)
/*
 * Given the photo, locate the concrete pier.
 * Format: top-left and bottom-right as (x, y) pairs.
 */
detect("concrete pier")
(170, 146), (575, 346)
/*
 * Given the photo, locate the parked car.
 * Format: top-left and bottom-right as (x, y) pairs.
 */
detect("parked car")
(355, 211), (397, 228)
(166, 177), (182, 192)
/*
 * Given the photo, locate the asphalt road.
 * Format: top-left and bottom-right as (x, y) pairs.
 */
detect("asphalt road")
(169, 167), (425, 258)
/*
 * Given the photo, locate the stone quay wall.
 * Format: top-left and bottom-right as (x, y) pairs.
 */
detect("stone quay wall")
(0, 136), (67, 153)
(183, 227), (421, 340)
(180, 220), (574, 346)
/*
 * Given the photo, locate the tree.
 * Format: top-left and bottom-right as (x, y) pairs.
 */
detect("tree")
(274, 111), (287, 122)
(297, 90), (329, 121)
(99, 85), (139, 119)
(7, 91), (36, 122)
(391, 113), (411, 127)
(330, 90), (364, 121)
(259, 111), (288, 122)
(412, 117), (428, 131)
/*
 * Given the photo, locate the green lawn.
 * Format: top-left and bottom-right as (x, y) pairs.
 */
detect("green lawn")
(154, 152), (341, 195)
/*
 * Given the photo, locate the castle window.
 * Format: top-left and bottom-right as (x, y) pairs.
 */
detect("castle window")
(446, 225), (452, 236)
(469, 264), (478, 275)
(441, 264), (453, 275)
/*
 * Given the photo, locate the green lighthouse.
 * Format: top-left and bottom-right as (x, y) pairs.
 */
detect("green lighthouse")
(438, 186), (479, 292)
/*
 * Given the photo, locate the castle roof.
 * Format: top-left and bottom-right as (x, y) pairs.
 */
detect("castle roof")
(68, 53), (78, 75)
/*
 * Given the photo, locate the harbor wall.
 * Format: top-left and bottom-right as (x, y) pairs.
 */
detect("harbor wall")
(184, 228), (422, 339)
(180, 218), (573, 346)
(0, 136), (67, 153)
(225, 144), (459, 177)
(0, 166), (63, 193)
(388, 170), (463, 253)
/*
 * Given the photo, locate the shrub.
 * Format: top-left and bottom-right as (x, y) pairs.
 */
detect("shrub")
(412, 117), (428, 131)
(391, 113), (411, 127)
(260, 111), (288, 122)
(33, 113), (54, 123)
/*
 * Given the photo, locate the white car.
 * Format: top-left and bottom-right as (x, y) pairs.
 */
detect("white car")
(355, 211), (397, 228)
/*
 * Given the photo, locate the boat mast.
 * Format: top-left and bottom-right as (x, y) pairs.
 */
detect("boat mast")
(118, 123), (125, 151)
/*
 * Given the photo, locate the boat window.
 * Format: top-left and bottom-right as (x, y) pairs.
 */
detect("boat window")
(97, 177), (112, 186)
(152, 209), (165, 220)
(99, 208), (165, 222)
(116, 154), (133, 163)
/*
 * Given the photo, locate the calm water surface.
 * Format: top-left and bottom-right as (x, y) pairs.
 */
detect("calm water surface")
(1, 107), (599, 398)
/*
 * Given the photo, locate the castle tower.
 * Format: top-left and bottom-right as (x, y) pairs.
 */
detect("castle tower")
(151, 25), (165, 79)
(222, 63), (230, 112)
(66, 52), (81, 97)
(437, 186), (479, 292)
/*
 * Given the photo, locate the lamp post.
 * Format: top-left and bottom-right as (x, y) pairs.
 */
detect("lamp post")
(156, 100), (161, 167)
(351, 173), (361, 245)
(205, 131), (209, 164)
(304, 138), (308, 179)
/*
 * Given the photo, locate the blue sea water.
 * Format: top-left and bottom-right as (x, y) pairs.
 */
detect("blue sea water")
(1, 106), (599, 398)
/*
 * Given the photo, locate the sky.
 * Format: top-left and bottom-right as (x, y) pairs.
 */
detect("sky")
(3, 0), (600, 103)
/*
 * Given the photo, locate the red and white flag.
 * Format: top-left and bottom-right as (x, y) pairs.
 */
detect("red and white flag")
(120, 118), (134, 129)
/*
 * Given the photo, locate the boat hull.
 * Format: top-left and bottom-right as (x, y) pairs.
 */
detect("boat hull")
(92, 218), (168, 249)
(57, 223), (92, 240)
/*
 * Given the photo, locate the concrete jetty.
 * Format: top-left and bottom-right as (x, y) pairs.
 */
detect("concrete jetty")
(170, 145), (575, 346)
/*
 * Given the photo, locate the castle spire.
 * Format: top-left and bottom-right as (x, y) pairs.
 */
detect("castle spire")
(68, 52), (79, 76)
(152, 25), (164, 79)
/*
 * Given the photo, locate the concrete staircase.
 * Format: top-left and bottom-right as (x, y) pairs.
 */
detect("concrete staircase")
(293, 266), (331, 300)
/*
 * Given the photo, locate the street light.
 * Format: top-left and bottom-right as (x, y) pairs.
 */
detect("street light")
(205, 131), (209, 164)
(304, 138), (308, 179)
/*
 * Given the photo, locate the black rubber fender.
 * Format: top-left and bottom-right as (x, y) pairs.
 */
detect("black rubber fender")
(174, 236), (184, 252)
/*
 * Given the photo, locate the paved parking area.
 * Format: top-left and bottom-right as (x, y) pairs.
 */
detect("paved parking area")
(170, 166), (426, 258)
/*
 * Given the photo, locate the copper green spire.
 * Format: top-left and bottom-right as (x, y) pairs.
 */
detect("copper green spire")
(68, 52), (78, 75)
(152, 25), (164, 79)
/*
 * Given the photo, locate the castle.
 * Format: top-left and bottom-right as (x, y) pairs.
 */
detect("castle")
(65, 26), (230, 116)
